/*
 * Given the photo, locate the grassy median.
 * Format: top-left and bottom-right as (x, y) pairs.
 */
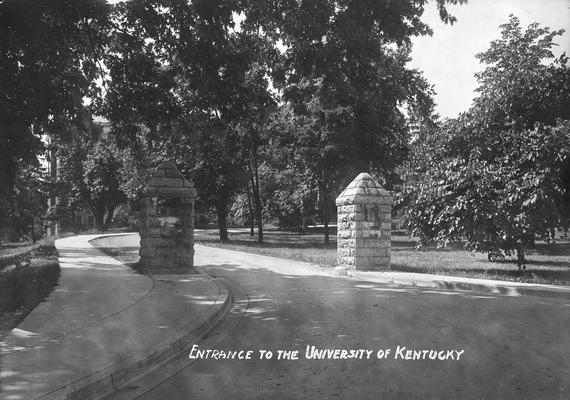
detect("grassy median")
(197, 228), (570, 286)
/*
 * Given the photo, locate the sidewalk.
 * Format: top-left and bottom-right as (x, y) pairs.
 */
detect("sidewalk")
(0, 235), (230, 400)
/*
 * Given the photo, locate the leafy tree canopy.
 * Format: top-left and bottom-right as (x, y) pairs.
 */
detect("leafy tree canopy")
(0, 0), (110, 190)
(2, 0), (467, 241)
(401, 16), (570, 265)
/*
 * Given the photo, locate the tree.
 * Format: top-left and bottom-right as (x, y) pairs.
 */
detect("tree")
(170, 117), (247, 243)
(239, 0), (449, 243)
(104, 0), (278, 242)
(56, 121), (126, 232)
(0, 0), (110, 184)
(97, 0), (460, 243)
(0, 0), (111, 238)
(401, 16), (570, 266)
(0, 166), (48, 242)
(261, 104), (319, 232)
(236, 89), (277, 243)
(473, 15), (570, 130)
(82, 140), (126, 230)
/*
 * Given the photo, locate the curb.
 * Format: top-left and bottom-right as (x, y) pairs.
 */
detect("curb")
(346, 270), (570, 300)
(37, 272), (233, 400)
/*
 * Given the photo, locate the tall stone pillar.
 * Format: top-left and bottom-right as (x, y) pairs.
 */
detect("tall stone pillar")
(336, 173), (392, 270)
(139, 161), (197, 270)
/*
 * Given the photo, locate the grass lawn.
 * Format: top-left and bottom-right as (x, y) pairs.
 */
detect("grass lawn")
(89, 227), (570, 286)
(196, 227), (338, 265)
(0, 238), (61, 340)
(197, 227), (570, 286)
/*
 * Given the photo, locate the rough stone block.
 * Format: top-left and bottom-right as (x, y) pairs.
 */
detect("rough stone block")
(338, 205), (356, 214)
(142, 238), (191, 249)
(141, 228), (165, 238)
(356, 248), (388, 257)
(353, 257), (390, 270)
(146, 177), (184, 188)
(370, 256), (391, 267)
(361, 238), (386, 248)
(337, 239), (355, 248)
(163, 166), (184, 178)
(145, 186), (196, 197)
(156, 248), (192, 258)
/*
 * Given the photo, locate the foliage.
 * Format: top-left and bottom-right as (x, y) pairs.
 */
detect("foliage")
(473, 16), (570, 130)
(0, 0), (110, 193)
(0, 166), (48, 242)
(82, 140), (126, 228)
(239, 0), (456, 242)
(2, 0), (466, 241)
(259, 104), (320, 230)
(0, 0), (111, 239)
(94, 0), (461, 242)
(103, 0), (281, 242)
(56, 122), (126, 231)
(401, 16), (570, 265)
(259, 0), (444, 176)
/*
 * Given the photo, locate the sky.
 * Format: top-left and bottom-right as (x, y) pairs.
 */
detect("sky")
(409, 0), (570, 119)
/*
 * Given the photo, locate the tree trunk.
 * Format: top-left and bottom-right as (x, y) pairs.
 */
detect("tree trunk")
(47, 133), (58, 237)
(522, 233), (535, 249)
(319, 166), (330, 245)
(300, 200), (308, 234)
(253, 176), (263, 244)
(246, 182), (255, 237)
(249, 150), (263, 244)
(323, 205), (330, 245)
(217, 204), (229, 242)
(103, 204), (116, 230)
(30, 219), (36, 243)
(516, 245), (526, 270)
(70, 206), (78, 233)
(94, 215), (105, 231)
(93, 204), (106, 231)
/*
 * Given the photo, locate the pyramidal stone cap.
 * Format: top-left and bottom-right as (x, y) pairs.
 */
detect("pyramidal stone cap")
(336, 172), (392, 206)
(143, 161), (197, 198)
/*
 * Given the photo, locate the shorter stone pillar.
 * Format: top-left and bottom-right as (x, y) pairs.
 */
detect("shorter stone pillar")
(336, 173), (392, 270)
(139, 161), (197, 270)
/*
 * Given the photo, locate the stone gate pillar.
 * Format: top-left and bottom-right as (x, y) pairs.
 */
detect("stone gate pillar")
(139, 161), (197, 270)
(336, 173), (392, 270)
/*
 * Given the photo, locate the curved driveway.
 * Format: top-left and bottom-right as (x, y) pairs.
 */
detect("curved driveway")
(109, 241), (570, 400)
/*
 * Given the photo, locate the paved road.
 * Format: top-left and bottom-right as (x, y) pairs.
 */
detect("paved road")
(104, 244), (570, 400)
